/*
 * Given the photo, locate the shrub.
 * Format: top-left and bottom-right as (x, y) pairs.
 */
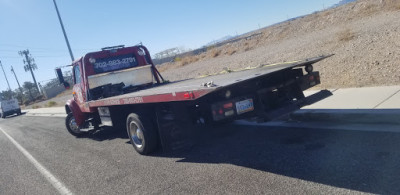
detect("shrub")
(179, 56), (199, 66)
(210, 49), (221, 58)
(23, 100), (31, 106)
(46, 101), (57, 107)
(225, 47), (237, 55)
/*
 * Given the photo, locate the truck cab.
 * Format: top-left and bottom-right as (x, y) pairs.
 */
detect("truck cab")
(62, 45), (163, 129)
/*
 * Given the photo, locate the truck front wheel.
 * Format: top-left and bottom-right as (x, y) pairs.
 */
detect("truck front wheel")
(126, 113), (158, 155)
(66, 113), (84, 136)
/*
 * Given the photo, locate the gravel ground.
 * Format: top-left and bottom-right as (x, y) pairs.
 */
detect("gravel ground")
(159, 0), (400, 89)
(24, 90), (71, 109)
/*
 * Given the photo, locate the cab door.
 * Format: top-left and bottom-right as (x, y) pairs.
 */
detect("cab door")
(72, 63), (86, 109)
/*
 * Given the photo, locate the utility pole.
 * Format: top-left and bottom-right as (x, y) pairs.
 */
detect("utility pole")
(19, 50), (40, 94)
(0, 60), (11, 91)
(11, 66), (23, 94)
(53, 0), (74, 61)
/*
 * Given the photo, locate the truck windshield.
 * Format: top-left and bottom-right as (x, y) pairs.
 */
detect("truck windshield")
(92, 54), (138, 74)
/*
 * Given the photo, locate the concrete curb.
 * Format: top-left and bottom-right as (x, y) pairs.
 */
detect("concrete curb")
(290, 109), (400, 125)
(24, 113), (67, 118)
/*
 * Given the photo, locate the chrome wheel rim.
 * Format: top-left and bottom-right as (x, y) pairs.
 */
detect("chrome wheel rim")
(69, 117), (81, 134)
(129, 121), (144, 149)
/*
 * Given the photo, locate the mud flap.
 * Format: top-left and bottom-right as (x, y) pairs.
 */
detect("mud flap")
(257, 89), (332, 122)
(155, 103), (196, 153)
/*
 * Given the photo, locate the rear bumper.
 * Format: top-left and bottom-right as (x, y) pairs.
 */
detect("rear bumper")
(209, 71), (324, 122)
(1, 108), (21, 117)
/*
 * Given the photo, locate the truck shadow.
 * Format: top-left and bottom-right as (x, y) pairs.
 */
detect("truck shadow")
(79, 126), (129, 141)
(164, 119), (400, 194)
(75, 107), (400, 194)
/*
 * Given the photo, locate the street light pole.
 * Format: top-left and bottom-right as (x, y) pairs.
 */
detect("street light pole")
(0, 60), (11, 91)
(52, 0), (74, 61)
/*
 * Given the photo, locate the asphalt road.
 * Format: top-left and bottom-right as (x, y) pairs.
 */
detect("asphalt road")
(1, 115), (399, 194)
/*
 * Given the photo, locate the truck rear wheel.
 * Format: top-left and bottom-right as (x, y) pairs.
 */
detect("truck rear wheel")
(66, 113), (85, 136)
(126, 113), (158, 155)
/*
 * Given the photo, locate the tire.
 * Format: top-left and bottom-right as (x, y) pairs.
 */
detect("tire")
(126, 113), (158, 155)
(66, 113), (85, 136)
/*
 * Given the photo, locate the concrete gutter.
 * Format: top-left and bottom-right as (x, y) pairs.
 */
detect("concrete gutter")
(291, 109), (400, 125)
(291, 86), (400, 125)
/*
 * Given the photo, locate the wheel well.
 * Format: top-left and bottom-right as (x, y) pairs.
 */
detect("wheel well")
(109, 104), (158, 137)
(65, 105), (71, 114)
(109, 104), (156, 120)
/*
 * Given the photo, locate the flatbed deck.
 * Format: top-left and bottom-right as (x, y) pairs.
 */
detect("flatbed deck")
(88, 55), (332, 107)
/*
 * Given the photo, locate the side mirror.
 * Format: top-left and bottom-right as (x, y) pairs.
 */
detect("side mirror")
(56, 68), (65, 84)
(56, 68), (70, 89)
(63, 81), (70, 89)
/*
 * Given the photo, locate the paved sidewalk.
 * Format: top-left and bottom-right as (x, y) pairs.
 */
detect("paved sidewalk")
(23, 107), (66, 117)
(292, 86), (400, 124)
(303, 86), (400, 109)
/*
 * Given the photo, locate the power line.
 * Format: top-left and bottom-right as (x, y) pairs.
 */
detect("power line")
(0, 44), (73, 52)
(0, 48), (96, 52)
(28, 55), (68, 58)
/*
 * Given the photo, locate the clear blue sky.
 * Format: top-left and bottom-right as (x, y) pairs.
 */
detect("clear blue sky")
(0, 0), (339, 92)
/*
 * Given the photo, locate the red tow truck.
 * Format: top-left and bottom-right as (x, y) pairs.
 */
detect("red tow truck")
(56, 44), (332, 155)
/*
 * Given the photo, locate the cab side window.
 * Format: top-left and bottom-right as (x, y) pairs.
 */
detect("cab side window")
(74, 65), (81, 84)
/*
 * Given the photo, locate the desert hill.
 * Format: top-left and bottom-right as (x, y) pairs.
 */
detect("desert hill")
(158, 0), (400, 89)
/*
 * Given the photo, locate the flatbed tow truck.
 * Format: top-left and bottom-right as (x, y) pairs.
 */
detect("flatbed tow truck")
(57, 44), (332, 155)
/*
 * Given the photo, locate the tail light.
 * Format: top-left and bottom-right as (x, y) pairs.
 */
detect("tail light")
(183, 92), (194, 99)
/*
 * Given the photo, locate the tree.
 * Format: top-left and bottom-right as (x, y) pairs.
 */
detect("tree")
(0, 90), (15, 100)
(13, 88), (24, 104)
(23, 81), (39, 101)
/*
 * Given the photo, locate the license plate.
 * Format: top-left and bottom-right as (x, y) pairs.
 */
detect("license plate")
(236, 99), (254, 115)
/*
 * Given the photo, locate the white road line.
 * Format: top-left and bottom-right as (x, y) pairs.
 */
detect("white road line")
(0, 127), (74, 195)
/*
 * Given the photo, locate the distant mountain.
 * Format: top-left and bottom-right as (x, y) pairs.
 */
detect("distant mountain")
(204, 0), (355, 48)
(332, 0), (357, 8)
(205, 35), (237, 46)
